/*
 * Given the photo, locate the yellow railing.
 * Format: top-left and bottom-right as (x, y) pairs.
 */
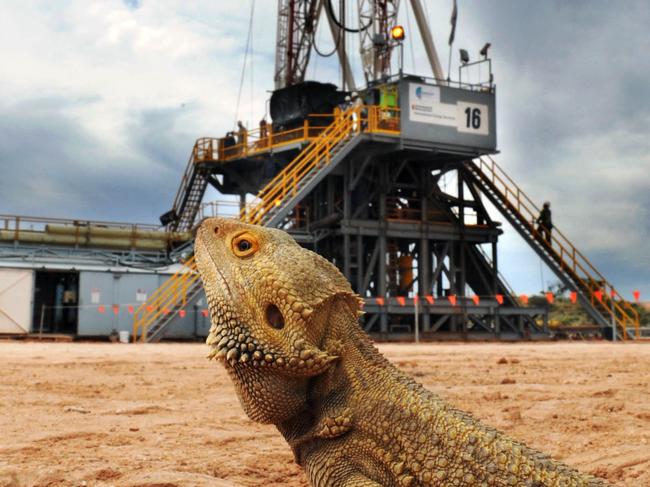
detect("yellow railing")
(218, 122), (327, 162)
(474, 155), (640, 339)
(240, 105), (400, 225)
(241, 106), (355, 225)
(132, 255), (201, 341)
(135, 105), (401, 340)
(192, 105), (401, 166)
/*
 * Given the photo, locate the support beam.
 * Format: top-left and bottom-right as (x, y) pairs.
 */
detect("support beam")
(409, 0), (445, 80)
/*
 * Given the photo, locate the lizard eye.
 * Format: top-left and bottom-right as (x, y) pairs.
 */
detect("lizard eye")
(231, 232), (259, 258)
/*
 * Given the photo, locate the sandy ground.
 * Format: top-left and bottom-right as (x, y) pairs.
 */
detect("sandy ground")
(0, 341), (649, 487)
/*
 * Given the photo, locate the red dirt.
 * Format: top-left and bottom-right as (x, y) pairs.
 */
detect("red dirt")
(0, 341), (648, 486)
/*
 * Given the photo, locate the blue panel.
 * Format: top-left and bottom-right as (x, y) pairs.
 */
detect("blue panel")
(77, 270), (210, 339)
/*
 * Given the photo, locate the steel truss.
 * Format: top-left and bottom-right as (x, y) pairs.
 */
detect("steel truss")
(275, 0), (323, 89)
(275, 145), (548, 339)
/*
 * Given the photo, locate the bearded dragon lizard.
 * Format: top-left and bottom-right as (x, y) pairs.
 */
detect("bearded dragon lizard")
(195, 217), (610, 487)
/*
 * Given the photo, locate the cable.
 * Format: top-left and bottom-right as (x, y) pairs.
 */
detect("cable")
(326, 0), (371, 33)
(313, 4), (342, 58)
(250, 2), (254, 125)
(234, 0), (256, 127)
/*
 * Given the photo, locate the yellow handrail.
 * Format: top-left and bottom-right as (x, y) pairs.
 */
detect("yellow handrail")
(241, 105), (366, 225)
(132, 255), (200, 341)
(135, 105), (401, 341)
(475, 155), (640, 339)
(196, 105), (401, 165)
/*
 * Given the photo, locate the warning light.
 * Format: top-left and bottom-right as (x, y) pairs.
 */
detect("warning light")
(391, 25), (405, 41)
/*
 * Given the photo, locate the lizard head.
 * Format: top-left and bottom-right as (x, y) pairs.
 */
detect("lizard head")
(195, 217), (362, 424)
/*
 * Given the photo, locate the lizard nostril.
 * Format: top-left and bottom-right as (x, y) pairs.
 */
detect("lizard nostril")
(213, 226), (219, 234)
(265, 304), (285, 330)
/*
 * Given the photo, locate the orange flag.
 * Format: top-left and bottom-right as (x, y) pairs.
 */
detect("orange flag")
(112, 305), (119, 315)
(127, 305), (134, 314)
(519, 294), (529, 305)
(545, 292), (554, 304)
(179, 309), (186, 318)
(202, 309), (209, 317)
(593, 290), (603, 302)
(472, 295), (480, 305)
(97, 305), (106, 313)
(425, 295), (434, 305)
(633, 290), (641, 302)
(396, 297), (406, 306)
(569, 291), (577, 304)
(495, 294), (504, 305)
(448, 295), (457, 306)
(376, 297), (385, 306)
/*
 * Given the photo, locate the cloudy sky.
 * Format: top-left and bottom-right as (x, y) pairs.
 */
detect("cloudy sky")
(1, 1), (648, 299)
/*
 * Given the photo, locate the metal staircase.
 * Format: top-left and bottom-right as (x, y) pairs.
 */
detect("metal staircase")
(241, 106), (362, 226)
(132, 255), (202, 342)
(168, 138), (219, 232)
(466, 155), (640, 339)
(133, 108), (362, 341)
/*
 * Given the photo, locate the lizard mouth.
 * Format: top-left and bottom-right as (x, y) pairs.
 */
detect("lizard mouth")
(206, 323), (272, 368)
(207, 319), (337, 375)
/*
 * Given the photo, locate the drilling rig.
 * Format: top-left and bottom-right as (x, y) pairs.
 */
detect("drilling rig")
(135, 0), (640, 342)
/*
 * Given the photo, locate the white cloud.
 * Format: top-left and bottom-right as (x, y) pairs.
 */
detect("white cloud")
(0, 0), (647, 297)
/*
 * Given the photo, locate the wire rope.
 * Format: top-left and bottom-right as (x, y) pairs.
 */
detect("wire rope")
(234, 0), (256, 127)
(326, 0), (371, 33)
(313, 1), (342, 58)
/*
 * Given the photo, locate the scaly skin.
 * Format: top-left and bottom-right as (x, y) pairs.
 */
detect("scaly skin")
(195, 218), (611, 487)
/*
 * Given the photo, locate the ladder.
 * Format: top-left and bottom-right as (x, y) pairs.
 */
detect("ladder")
(133, 108), (362, 341)
(168, 138), (219, 232)
(466, 155), (640, 339)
